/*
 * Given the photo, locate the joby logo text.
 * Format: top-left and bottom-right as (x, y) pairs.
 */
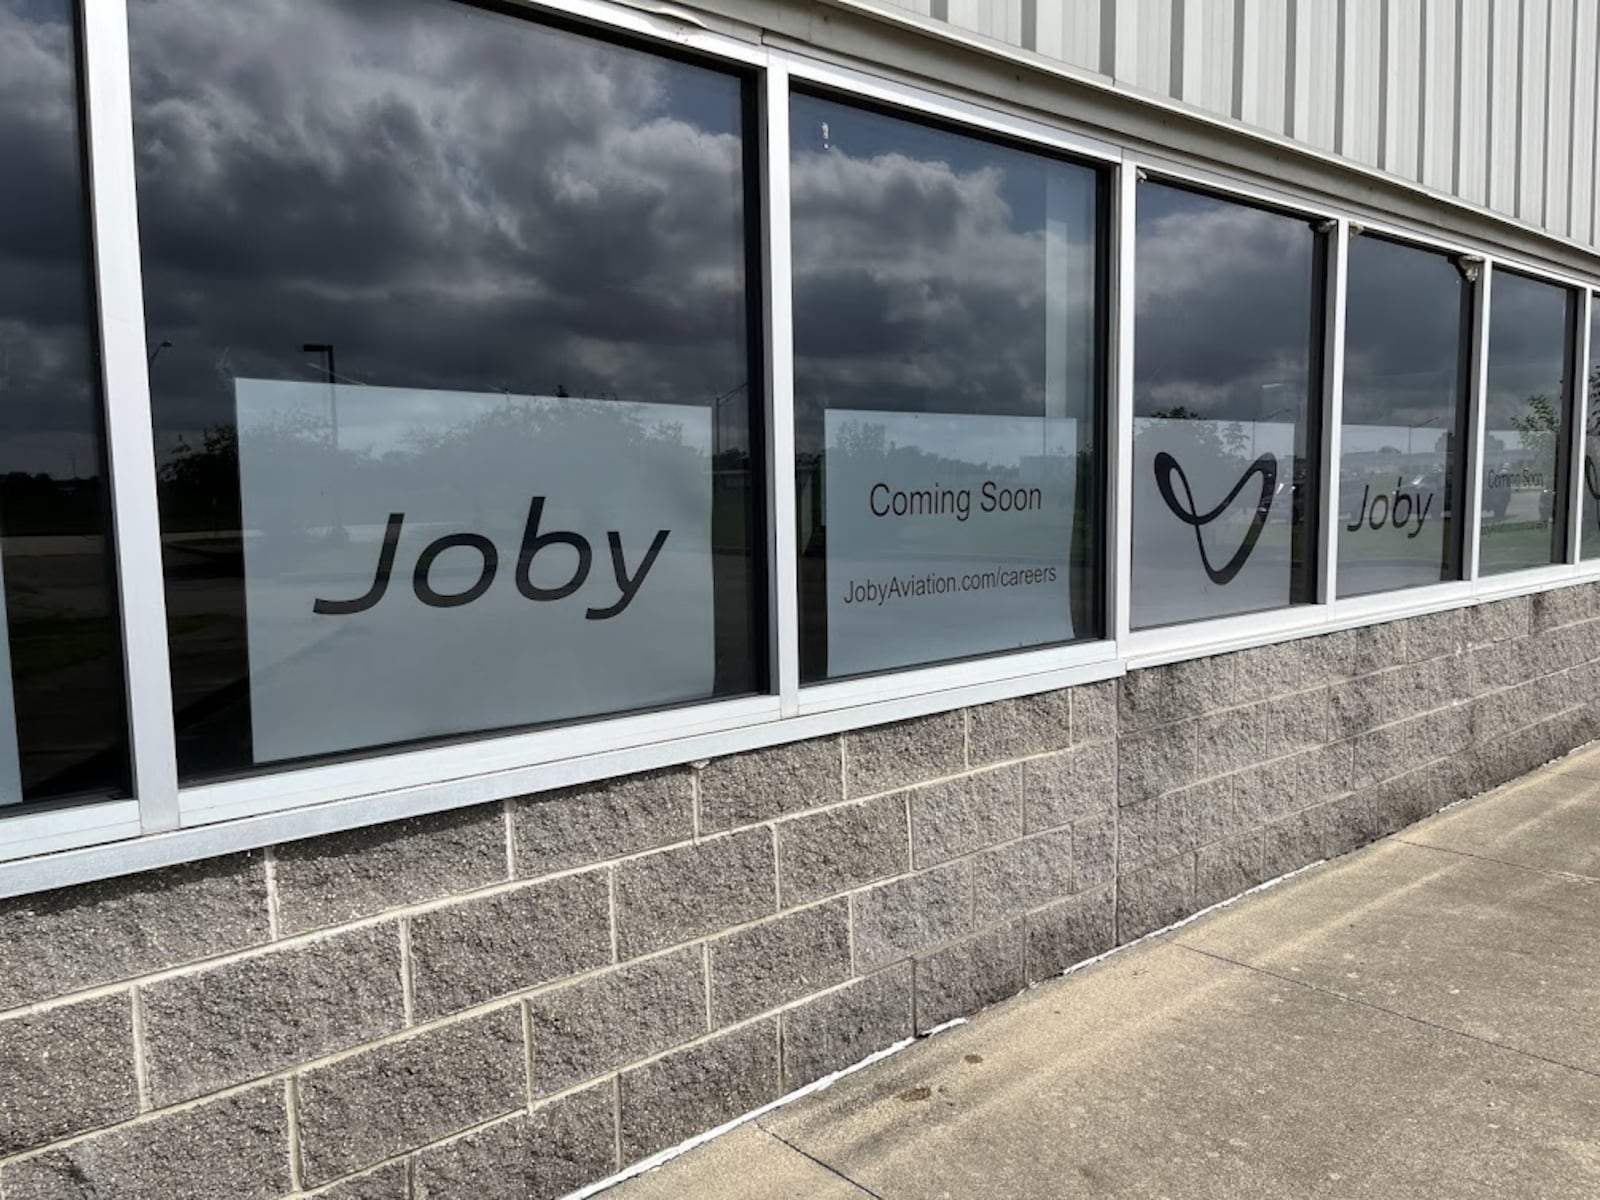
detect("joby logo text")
(312, 497), (669, 621)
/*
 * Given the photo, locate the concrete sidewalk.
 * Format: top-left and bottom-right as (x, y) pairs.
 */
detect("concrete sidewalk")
(605, 744), (1600, 1199)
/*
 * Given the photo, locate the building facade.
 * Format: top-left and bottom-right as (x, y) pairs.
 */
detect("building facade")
(3, 0), (1600, 1196)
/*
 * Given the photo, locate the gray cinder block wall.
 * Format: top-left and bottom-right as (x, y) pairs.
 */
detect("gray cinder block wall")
(3, 586), (1597, 1198)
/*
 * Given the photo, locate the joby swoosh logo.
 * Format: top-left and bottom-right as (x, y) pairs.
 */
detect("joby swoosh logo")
(1153, 451), (1278, 586)
(1586, 456), (1600, 529)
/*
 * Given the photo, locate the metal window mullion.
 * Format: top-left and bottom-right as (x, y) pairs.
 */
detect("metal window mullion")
(1464, 260), (1493, 581)
(1566, 289), (1590, 561)
(1319, 219), (1350, 605)
(80, 0), (180, 832)
(1111, 162), (1138, 645)
(762, 57), (801, 717)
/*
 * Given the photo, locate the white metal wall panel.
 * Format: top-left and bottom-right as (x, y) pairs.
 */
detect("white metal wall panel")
(1179, 0), (1236, 118)
(1420, 0), (1458, 193)
(944, 0), (1021, 42)
(1293, 0), (1341, 152)
(1238, 0), (1289, 135)
(1341, 0), (1384, 168)
(1385, 0), (1423, 180)
(1544, 0), (1574, 236)
(893, 0), (1600, 249)
(1489, 0), (1521, 214)
(1035, 0), (1104, 73)
(1575, 0), (1599, 245)
(1458, 0), (1493, 205)
(1116, 0), (1174, 97)
(1517, 0), (1549, 226)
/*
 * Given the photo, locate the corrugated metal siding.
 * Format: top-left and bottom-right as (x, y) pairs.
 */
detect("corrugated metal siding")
(899, 0), (1600, 248)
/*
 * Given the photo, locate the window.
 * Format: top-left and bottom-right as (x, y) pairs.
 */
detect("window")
(790, 92), (1106, 681)
(129, 0), (764, 780)
(1479, 270), (1573, 575)
(1336, 235), (1472, 597)
(0, 0), (128, 807)
(1131, 182), (1327, 628)
(1581, 295), (1600, 561)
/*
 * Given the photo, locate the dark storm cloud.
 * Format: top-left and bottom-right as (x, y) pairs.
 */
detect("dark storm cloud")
(789, 118), (1101, 422)
(1133, 184), (1321, 420)
(128, 0), (753, 447)
(0, 0), (104, 473)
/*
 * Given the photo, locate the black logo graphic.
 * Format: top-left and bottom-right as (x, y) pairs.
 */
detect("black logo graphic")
(1586, 456), (1600, 529)
(1153, 451), (1277, 586)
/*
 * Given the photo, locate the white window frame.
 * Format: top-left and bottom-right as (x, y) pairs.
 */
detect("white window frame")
(6, 0), (1600, 898)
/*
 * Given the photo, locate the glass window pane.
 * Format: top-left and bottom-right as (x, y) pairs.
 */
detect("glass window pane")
(790, 94), (1105, 681)
(0, 0), (128, 805)
(1480, 271), (1571, 575)
(1581, 296), (1600, 561)
(130, 0), (763, 779)
(1132, 182), (1325, 628)
(1336, 236), (1471, 597)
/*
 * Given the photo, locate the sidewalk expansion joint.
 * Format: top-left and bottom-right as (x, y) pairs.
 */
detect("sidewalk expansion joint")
(1172, 942), (1600, 1082)
(753, 1121), (885, 1199)
(1392, 837), (1600, 884)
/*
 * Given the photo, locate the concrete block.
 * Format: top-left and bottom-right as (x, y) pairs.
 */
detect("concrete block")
(1261, 808), (1331, 877)
(0, 1085), (288, 1200)
(1326, 619), (1408, 677)
(777, 795), (908, 907)
(296, 1007), (525, 1186)
(141, 924), (404, 1106)
(1260, 687), (1330, 758)
(526, 947), (705, 1097)
(1322, 792), (1380, 857)
(615, 828), (775, 959)
(972, 829), (1074, 925)
(1184, 777), (1241, 846)
(618, 1019), (781, 1163)
(852, 861), (973, 973)
(1194, 706), (1266, 780)
(844, 711), (966, 797)
(780, 965), (913, 1090)
(1116, 856), (1196, 942)
(1328, 671), (1393, 739)
(1465, 596), (1532, 645)
(513, 769), (692, 879)
(1466, 637), (1541, 696)
(699, 738), (842, 832)
(1532, 582), (1600, 631)
(1072, 812), (1117, 892)
(1023, 885), (1115, 981)
(1070, 679), (1119, 744)
(1118, 793), (1195, 869)
(307, 1163), (410, 1199)
(1194, 833), (1265, 909)
(274, 806), (505, 935)
(1117, 721), (1197, 805)
(1119, 656), (1232, 732)
(0, 853), (269, 1011)
(0, 995), (136, 1157)
(1404, 608), (1465, 662)
(1231, 757), (1300, 827)
(914, 924), (1024, 1031)
(1231, 637), (1341, 704)
(410, 872), (611, 1020)
(909, 765), (1024, 867)
(1294, 742), (1354, 807)
(709, 900), (851, 1026)
(412, 1083), (616, 1200)
(1023, 741), (1115, 833)
(967, 690), (1071, 765)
